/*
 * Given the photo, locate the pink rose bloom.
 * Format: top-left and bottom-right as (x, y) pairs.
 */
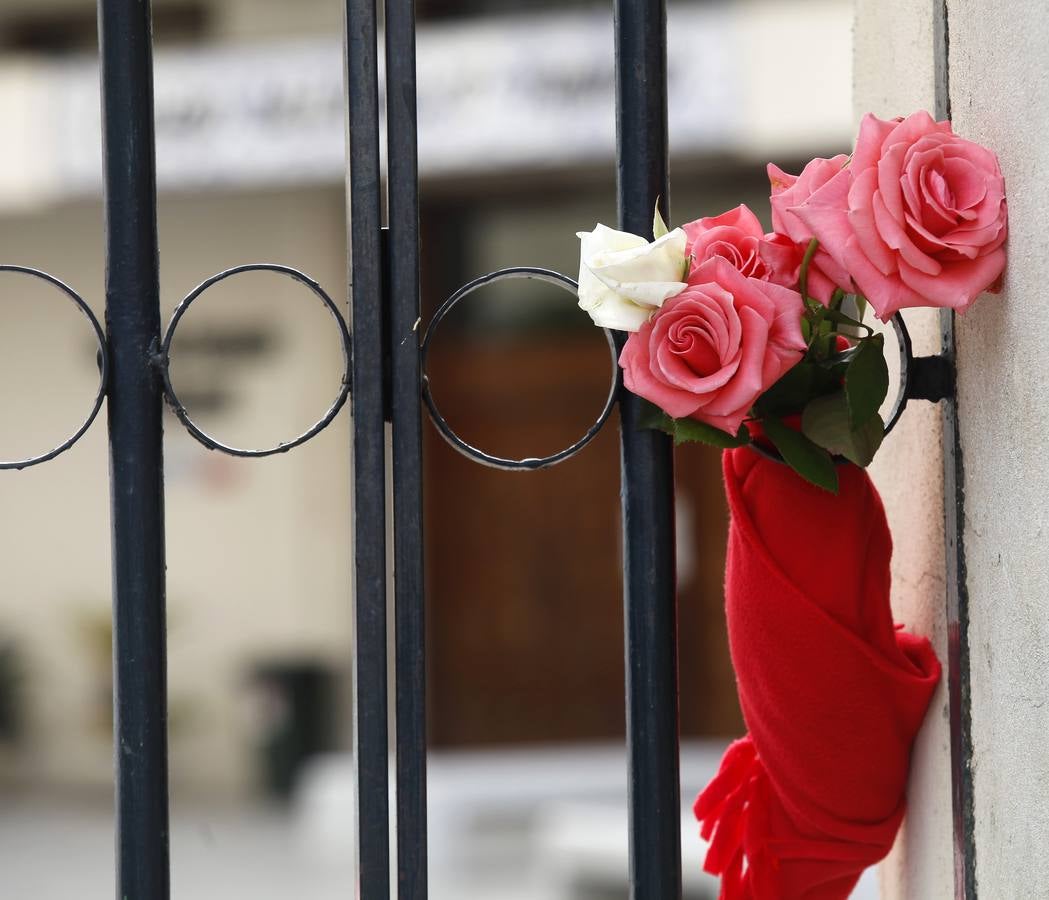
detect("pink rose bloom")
(682, 205), (772, 281)
(794, 111), (1007, 319)
(763, 155), (855, 304)
(620, 257), (806, 435)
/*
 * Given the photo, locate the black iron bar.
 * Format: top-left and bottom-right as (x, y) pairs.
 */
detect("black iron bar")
(97, 0), (170, 896)
(612, 2), (682, 899)
(346, 0), (391, 897)
(384, 0), (428, 898)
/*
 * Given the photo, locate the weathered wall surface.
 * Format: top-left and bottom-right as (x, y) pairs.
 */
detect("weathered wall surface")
(856, 1), (1049, 897)
(946, 1), (1049, 895)
(854, 3), (953, 898)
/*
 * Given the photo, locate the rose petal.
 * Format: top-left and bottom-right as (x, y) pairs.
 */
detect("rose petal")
(872, 190), (941, 276)
(897, 248), (1006, 312)
(848, 169), (899, 276)
(699, 305), (770, 418)
(839, 236), (927, 320)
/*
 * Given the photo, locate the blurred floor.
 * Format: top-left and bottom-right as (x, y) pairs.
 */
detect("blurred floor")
(0, 798), (880, 899)
(0, 742), (879, 899)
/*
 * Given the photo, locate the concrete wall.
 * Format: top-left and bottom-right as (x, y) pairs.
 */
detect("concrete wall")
(946, 1), (1049, 895)
(857, 1), (1049, 896)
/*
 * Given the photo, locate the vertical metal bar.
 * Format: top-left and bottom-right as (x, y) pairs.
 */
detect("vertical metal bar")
(384, 0), (428, 898)
(613, 2), (681, 899)
(96, 1), (169, 897)
(934, 3), (976, 896)
(345, 0), (391, 896)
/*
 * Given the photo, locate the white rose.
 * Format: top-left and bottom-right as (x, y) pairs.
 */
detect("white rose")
(576, 224), (689, 331)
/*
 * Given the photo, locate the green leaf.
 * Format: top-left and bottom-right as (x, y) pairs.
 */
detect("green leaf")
(852, 293), (868, 322)
(653, 201), (670, 239)
(814, 343), (860, 368)
(821, 307), (874, 337)
(757, 361), (842, 416)
(801, 390), (885, 467)
(761, 416), (838, 493)
(635, 400), (750, 448)
(844, 334), (889, 428)
(672, 417), (751, 449)
(636, 399), (675, 434)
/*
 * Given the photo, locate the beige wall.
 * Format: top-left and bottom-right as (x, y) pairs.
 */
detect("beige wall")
(857, 1), (1049, 897)
(854, 5), (954, 897)
(946, 1), (1049, 894)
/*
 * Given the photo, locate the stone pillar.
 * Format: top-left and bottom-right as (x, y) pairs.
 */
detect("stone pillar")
(856, 1), (1049, 896)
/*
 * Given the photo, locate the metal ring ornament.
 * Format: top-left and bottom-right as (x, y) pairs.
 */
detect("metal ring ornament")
(420, 267), (620, 471)
(883, 312), (914, 435)
(0, 265), (108, 470)
(749, 311), (914, 463)
(159, 264), (351, 457)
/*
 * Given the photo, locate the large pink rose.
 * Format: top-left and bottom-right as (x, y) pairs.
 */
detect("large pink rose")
(795, 111), (1007, 319)
(763, 155), (855, 304)
(620, 257), (806, 434)
(682, 205), (771, 281)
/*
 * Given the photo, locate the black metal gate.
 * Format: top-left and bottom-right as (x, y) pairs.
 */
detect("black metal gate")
(2, 0), (988, 897)
(3, 1), (684, 898)
(351, 1), (681, 896)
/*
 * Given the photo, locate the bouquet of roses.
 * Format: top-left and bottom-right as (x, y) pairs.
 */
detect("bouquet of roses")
(577, 111), (1007, 492)
(577, 111), (1007, 899)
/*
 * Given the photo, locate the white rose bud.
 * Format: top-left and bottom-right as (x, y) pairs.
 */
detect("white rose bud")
(576, 224), (689, 331)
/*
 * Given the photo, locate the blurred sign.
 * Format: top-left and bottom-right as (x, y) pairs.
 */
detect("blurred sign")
(0, 3), (851, 208)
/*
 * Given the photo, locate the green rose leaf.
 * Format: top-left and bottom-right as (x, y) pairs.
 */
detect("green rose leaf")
(801, 389), (885, 467)
(756, 362), (815, 416)
(636, 399), (675, 434)
(844, 334), (889, 428)
(820, 307), (875, 337)
(757, 361), (843, 417)
(635, 400), (750, 448)
(672, 416), (751, 449)
(761, 416), (838, 493)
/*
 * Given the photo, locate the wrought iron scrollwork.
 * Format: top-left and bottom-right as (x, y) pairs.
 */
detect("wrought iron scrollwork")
(157, 263), (351, 457)
(420, 266), (620, 471)
(0, 265), (108, 470)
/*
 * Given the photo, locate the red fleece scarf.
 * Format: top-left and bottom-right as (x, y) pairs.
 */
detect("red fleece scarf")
(694, 448), (941, 899)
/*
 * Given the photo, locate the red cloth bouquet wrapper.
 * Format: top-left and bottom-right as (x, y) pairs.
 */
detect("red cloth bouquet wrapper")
(694, 448), (941, 899)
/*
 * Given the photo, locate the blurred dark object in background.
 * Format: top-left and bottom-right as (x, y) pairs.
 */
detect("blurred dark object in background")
(249, 661), (337, 799)
(0, 638), (24, 745)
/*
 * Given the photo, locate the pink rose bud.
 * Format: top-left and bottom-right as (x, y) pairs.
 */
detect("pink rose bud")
(793, 111), (1007, 319)
(681, 205), (772, 281)
(764, 156), (855, 304)
(619, 257), (806, 435)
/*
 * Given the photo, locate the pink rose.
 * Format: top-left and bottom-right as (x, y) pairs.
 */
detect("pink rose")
(795, 111), (1007, 319)
(620, 257), (806, 434)
(764, 155), (855, 304)
(682, 205), (771, 281)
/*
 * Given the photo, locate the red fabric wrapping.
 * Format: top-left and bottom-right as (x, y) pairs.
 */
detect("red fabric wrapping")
(694, 448), (941, 899)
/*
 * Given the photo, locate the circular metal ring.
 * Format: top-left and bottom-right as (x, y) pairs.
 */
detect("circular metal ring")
(0, 265), (108, 470)
(159, 264), (351, 457)
(420, 267), (620, 471)
(883, 312), (913, 435)
(749, 311), (912, 464)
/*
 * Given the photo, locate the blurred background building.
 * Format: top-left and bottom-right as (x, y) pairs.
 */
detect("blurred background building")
(0, 0), (858, 897)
